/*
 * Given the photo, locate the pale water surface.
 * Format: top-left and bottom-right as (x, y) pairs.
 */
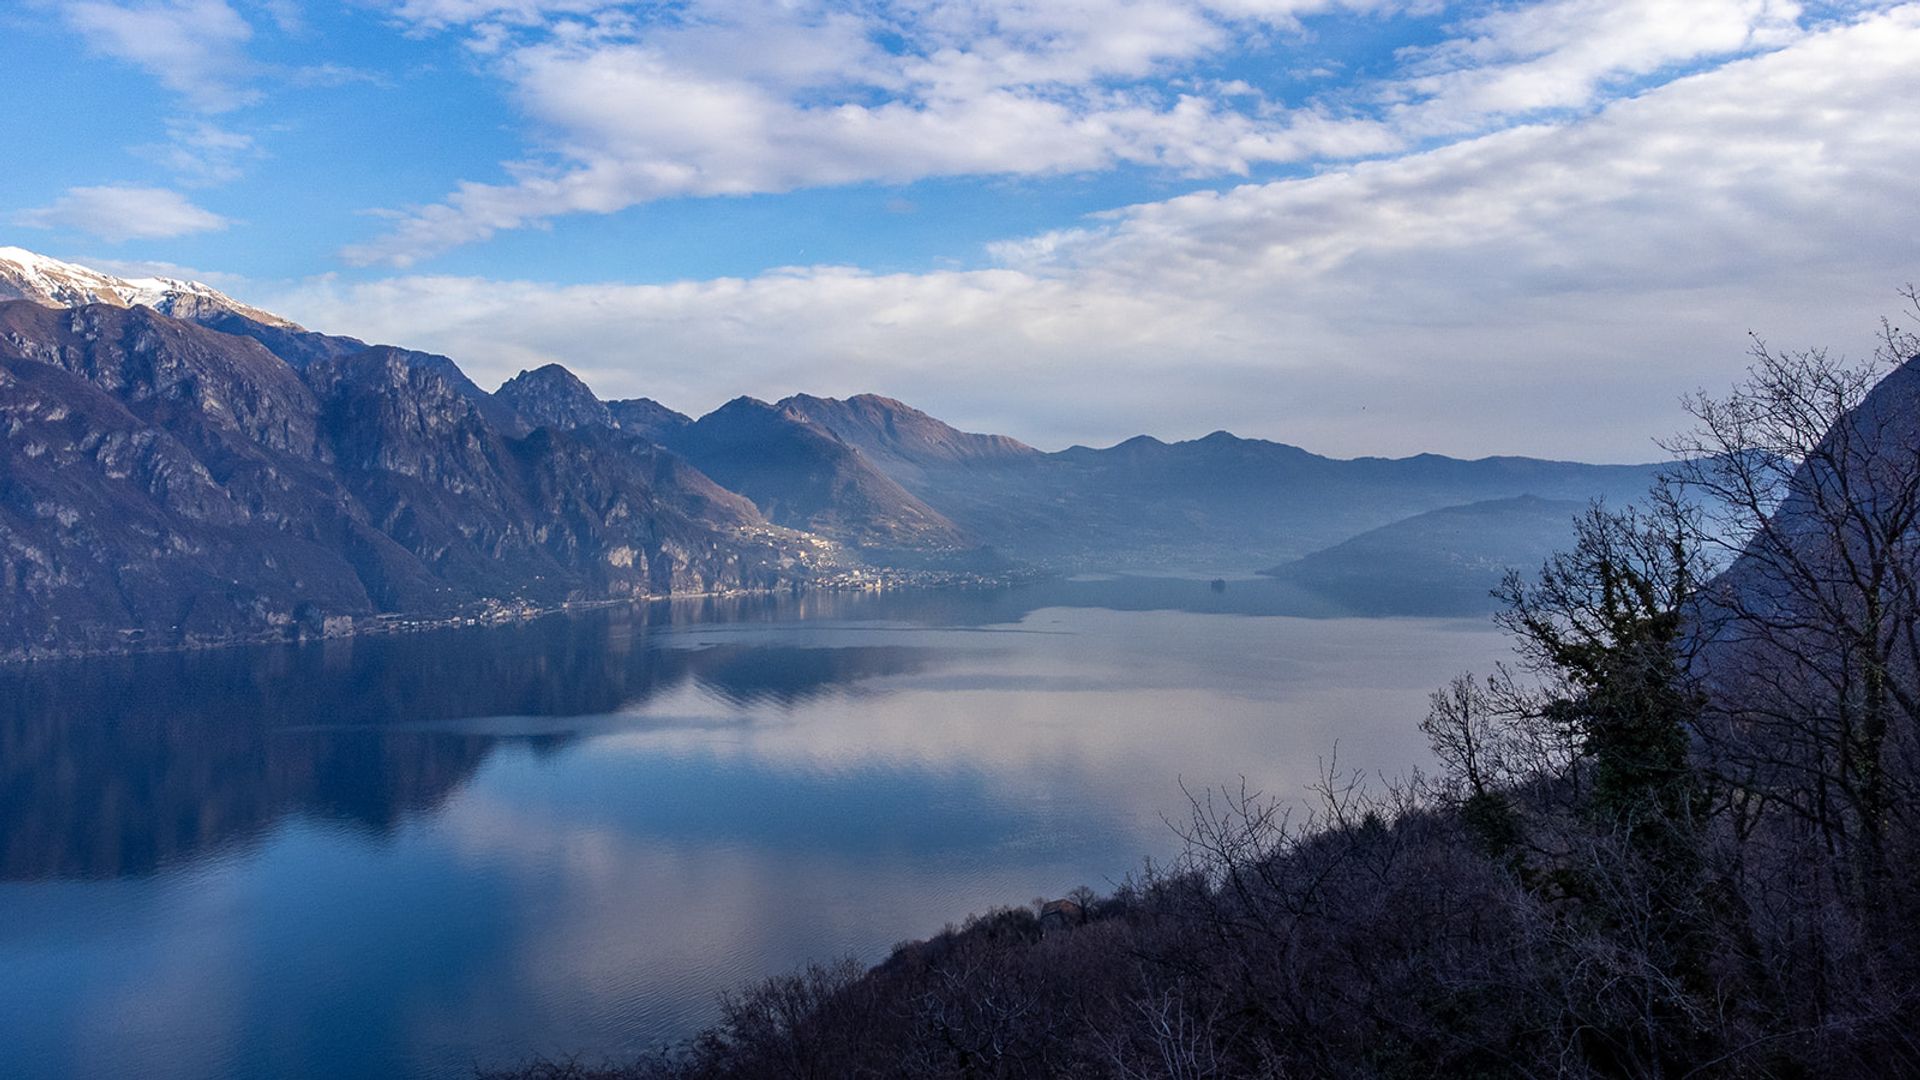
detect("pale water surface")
(0, 579), (1509, 1078)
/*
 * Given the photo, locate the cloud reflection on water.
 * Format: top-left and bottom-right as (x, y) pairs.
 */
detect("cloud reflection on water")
(0, 581), (1511, 1077)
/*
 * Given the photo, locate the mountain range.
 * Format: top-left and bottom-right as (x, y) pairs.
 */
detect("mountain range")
(0, 247), (1669, 657)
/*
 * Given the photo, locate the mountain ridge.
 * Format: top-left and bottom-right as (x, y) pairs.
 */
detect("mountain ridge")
(497, 363), (616, 433)
(0, 246), (1684, 656)
(0, 247), (300, 330)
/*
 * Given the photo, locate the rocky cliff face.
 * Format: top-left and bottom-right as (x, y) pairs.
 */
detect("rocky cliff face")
(0, 300), (823, 658)
(496, 363), (616, 432)
(0, 302), (387, 653)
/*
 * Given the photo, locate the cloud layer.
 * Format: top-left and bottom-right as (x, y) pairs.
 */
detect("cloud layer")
(59, 0), (260, 112)
(273, 6), (1920, 460)
(14, 185), (231, 242)
(342, 0), (1824, 266)
(17, 1), (1911, 460)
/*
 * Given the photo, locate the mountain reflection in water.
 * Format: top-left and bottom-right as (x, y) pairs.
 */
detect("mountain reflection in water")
(0, 596), (943, 880)
(0, 578), (1509, 1079)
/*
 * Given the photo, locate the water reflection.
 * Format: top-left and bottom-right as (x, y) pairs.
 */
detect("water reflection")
(0, 580), (1512, 1079)
(0, 600), (939, 880)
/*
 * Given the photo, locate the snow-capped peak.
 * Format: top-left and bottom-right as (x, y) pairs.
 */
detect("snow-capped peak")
(0, 246), (302, 330)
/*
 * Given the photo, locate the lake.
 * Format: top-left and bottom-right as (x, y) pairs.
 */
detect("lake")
(0, 578), (1510, 1079)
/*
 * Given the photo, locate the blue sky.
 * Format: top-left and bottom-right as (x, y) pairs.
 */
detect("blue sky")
(2, 1), (1916, 458)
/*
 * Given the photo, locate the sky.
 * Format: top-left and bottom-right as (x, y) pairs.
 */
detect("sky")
(1, 0), (1915, 460)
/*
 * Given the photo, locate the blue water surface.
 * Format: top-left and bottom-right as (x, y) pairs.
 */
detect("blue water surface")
(0, 580), (1508, 1078)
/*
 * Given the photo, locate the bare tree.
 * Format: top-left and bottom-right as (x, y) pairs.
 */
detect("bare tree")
(1422, 667), (1573, 853)
(1665, 287), (1920, 897)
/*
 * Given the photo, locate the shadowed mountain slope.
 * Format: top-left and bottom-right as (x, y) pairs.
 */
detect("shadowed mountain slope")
(661, 397), (970, 550)
(776, 393), (1040, 482)
(0, 301), (820, 658)
(608, 397), (693, 443)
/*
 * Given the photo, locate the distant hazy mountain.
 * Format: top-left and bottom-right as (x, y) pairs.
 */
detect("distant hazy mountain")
(1263, 496), (1591, 615)
(0, 246), (298, 329)
(684, 393), (1663, 570)
(661, 397), (970, 550)
(781, 402), (1664, 568)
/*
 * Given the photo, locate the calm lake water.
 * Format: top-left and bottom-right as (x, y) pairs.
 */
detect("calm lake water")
(0, 578), (1509, 1079)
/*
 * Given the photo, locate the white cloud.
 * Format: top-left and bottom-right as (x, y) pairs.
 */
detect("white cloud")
(14, 185), (232, 242)
(344, 0), (1848, 266)
(76, 255), (253, 290)
(134, 120), (260, 186)
(58, 0), (260, 112)
(342, 0), (1410, 264)
(279, 7), (1920, 460)
(349, 0), (1398, 264)
(44, 0), (268, 195)
(1383, 0), (1806, 134)
(1026, 2), (1913, 285)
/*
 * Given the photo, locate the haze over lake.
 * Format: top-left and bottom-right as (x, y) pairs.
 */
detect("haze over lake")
(0, 580), (1505, 1079)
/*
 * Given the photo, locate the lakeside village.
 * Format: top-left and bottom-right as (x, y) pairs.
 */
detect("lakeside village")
(354, 562), (1020, 638)
(5, 561), (1031, 665)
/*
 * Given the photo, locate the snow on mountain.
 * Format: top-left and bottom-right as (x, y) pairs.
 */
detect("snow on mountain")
(0, 246), (302, 330)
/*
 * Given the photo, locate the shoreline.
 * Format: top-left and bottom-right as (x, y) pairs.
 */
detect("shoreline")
(0, 567), (1041, 667)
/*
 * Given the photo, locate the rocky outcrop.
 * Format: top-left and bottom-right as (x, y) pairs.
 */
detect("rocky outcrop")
(496, 363), (616, 432)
